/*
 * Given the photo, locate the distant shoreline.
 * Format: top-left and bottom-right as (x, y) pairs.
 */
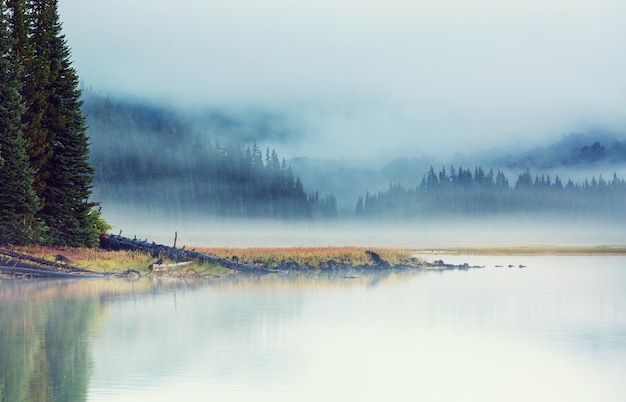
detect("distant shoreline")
(412, 244), (626, 256)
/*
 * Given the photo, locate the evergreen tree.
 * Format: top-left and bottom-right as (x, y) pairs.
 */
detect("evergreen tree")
(0, 1), (40, 245)
(29, 0), (97, 246)
(9, 0), (55, 198)
(6, 0), (30, 59)
(514, 168), (533, 190)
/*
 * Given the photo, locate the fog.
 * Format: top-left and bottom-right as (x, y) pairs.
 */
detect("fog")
(60, 0), (626, 159)
(101, 206), (625, 248)
(55, 0), (626, 245)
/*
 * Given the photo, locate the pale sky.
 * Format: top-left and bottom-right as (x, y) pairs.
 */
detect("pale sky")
(59, 0), (626, 158)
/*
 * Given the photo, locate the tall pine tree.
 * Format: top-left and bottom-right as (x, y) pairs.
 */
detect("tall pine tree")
(30, 0), (98, 246)
(0, 0), (41, 245)
(10, 0), (53, 198)
(7, 0), (98, 246)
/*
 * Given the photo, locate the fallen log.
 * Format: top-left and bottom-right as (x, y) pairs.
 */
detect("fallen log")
(0, 248), (93, 273)
(0, 248), (145, 280)
(0, 266), (103, 278)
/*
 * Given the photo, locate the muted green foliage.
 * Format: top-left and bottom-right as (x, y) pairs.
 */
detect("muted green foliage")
(86, 208), (112, 236)
(0, 0), (41, 245)
(28, 0), (98, 246)
(1, 0), (98, 246)
(358, 165), (626, 218)
(13, 0), (53, 198)
(0, 282), (101, 401)
(85, 92), (338, 219)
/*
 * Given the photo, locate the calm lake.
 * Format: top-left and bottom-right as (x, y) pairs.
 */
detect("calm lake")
(1, 255), (625, 401)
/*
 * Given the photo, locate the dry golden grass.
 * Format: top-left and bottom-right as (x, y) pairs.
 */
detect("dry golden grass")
(12, 246), (157, 272)
(195, 246), (419, 268)
(7, 245), (417, 276)
(10, 246), (231, 276)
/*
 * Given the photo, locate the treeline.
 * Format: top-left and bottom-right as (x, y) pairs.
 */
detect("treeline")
(356, 166), (626, 218)
(0, 0), (102, 246)
(85, 92), (338, 219)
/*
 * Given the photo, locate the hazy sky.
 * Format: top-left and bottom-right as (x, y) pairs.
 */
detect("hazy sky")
(59, 0), (626, 158)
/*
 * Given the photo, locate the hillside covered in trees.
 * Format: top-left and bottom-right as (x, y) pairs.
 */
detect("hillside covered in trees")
(357, 165), (626, 219)
(84, 91), (338, 220)
(84, 89), (626, 222)
(491, 132), (626, 169)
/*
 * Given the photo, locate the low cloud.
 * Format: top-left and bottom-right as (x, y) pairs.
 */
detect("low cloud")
(62, 0), (626, 159)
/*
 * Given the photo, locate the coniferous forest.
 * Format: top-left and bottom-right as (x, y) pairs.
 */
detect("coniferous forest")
(0, 0), (101, 246)
(357, 165), (626, 219)
(84, 92), (339, 220)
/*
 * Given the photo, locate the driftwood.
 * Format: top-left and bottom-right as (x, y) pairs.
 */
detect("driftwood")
(0, 248), (99, 274)
(0, 248), (79, 269)
(0, 266), (103, 278)
(0, 248), (139, 279)
(100, 234), (282, 274)
(149, 261), (193, 272)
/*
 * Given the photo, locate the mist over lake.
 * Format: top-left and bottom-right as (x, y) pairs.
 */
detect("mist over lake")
(3, 1), (626, 401)
(97, 207), (623, 249)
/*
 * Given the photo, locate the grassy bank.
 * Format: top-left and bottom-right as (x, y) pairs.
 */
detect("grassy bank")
(195, 246), (417, 268)
(10, 245), (418, 277)
(8, 244), (625, 279)
(9, 246), (228, 277)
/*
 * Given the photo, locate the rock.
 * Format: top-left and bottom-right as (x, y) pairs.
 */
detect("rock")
(365, 250), (382, 264)
(55, 254), (71, 264)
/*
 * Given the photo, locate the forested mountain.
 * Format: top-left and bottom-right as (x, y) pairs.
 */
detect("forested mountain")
(491, 132), (626, 169)
(357, 165), (626, 219)
(84, 91), (338, 219)
(289, 132), (626, 210)
(83, 87), (626, 222)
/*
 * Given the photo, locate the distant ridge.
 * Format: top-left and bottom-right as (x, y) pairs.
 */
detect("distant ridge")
(491, 132), (626, 170)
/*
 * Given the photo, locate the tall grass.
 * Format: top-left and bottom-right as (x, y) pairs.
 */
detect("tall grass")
(195, 246), (418, 268)
(13, 246), (158, 271)
(10, 245), (419, 275)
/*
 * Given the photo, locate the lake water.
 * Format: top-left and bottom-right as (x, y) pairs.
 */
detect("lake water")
(1, 255), (625, 401)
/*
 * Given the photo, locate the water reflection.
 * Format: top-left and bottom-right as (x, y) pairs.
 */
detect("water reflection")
(0, 278), (194, 402)
(1, 258), (625, 401)
(0, 279), (103, 402)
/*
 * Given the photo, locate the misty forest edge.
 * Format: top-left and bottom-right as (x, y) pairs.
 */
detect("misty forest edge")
(2, 2), (626, 249)
(86, 89), (626, 222)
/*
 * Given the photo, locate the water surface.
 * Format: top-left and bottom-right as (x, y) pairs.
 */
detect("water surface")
(1, 256), (625, 401)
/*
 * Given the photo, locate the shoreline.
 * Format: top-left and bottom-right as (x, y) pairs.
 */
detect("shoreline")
(412, 244), (626, 256)
(2, 243), (625, 280)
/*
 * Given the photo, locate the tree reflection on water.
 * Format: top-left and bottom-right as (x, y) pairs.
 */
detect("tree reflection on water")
(0, 278), (172, 402)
